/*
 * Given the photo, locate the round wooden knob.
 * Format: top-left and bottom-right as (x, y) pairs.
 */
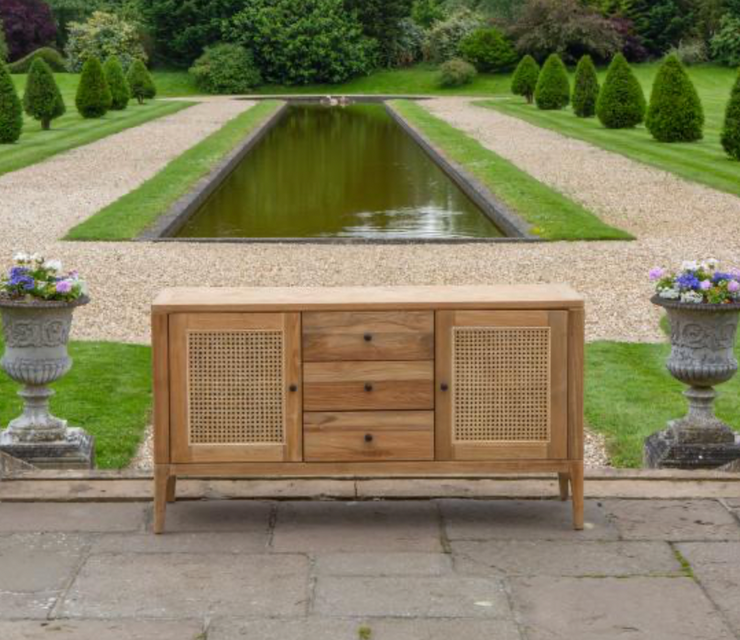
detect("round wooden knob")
(289, 384), (298, 392)
(364, 333), (373, 342)
(440, 383), (449, 392)
(364, 433), (374, 443)
(364, 383), (373, 392)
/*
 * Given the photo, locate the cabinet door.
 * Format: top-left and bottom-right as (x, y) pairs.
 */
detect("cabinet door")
(436, 310), (568, 461)
(169, 313), (302, 463)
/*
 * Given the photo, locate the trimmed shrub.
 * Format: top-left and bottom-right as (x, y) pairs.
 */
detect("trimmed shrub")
(596, 53), (645, 129)
(459, 27), (517, 73)
(0, 62), (22, 143)
(646, 54), (703, 143)
(511, 55), (539, 104)
(23, 58), (65, 130)
(8, 47), (66, 74)
(126, 60), (156, 104)
(189, 44), (261, 94)
(225, 0), (376, 86)
(534, 53), (570, 111)
(65, 11), (147, 73)
(438, 58), (477, 88)
(103, 56), (130, 110)
(422, 9), (483, 64)
(0, 0), (57, 62)
(720, 70), (740, 161)
(572, 55), (599, 118)
(75, 56), (111, 118)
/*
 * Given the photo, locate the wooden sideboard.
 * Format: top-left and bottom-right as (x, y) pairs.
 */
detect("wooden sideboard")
(152, 285), (585, 533)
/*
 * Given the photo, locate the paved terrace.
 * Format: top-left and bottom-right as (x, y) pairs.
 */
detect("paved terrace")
(1, 473), (739, 639)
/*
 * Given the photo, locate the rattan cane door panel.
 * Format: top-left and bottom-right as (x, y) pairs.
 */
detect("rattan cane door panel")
(169, 313), (302, 463)
(435, 310), (568, 461)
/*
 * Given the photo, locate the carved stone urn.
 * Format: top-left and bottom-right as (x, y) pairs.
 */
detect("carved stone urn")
(644, 296), (740, 469)
(0, 296), (94, 469)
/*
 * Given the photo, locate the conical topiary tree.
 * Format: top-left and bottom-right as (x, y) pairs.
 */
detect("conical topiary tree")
(646, 54), (704, 142)
(75, 57), (112, 119)
(534, 54), (570, 110)
(126, 60), (156, 105)
(721, 69), (740, 161)
(0, 61), (22, 143)
(103, 56), (130, 111)
(572, 55), (599, 118)
(596, 53), (646, 129)
(511, 55), (540, 104)
(23, 58), (65, 130)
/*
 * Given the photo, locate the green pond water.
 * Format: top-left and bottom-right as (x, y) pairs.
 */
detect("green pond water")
(176, 104), (503, 239)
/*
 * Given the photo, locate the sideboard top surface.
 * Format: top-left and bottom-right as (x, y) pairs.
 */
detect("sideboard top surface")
(152, 285), (584, 314)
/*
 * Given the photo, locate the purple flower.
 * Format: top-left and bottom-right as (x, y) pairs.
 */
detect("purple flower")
(55, 281), (72, 294)
(676, 273), (700, 290)
(8, 266), (28, 281)
(712, 272), (735, 283)
(729, 281), (740, 293)
(699, 280), (712, 291)
(649, 267), (665, 281)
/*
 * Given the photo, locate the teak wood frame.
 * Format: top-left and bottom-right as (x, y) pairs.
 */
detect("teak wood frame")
(152, 286), (585, 534)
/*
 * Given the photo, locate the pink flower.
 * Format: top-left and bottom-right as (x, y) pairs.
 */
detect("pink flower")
(700, 280), (712, 291)
(56, 281), (72, 294)
(728, 280), (740, 293)
(649, 268), (665, 281)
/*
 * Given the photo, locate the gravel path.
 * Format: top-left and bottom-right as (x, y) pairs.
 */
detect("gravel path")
(5, 96), (739, 469)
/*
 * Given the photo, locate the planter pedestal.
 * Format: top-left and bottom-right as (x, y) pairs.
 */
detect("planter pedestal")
(0, 428), (94, 470)
(645, 297), (740, 469)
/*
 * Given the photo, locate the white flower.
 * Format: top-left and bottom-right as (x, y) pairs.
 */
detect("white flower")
(681, 260), (699, 271)
(13, 252), (29, 263)
(658, 288), (680, 300)
(43, 259), (62, 273)
(680, 291), (704, 304)
(30, 253), (43, 264)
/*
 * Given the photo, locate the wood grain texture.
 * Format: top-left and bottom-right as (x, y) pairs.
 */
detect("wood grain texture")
(152, 313), (170, 464)
(568, 308), (585, 462)
(304, 411), (434, 462)
(303, 360), (434, 411)
(303, 310), (433, 361)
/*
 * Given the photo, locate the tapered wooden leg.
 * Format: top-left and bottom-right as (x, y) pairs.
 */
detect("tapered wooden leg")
(166, 475), (177, 503)
(557, 473), (569, 501)
(154, 464), (169, 534)
(570, 461), (584, 531)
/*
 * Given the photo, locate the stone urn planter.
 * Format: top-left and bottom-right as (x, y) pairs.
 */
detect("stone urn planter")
(644, 295), (740, 469)
(0, 295), (94, 468)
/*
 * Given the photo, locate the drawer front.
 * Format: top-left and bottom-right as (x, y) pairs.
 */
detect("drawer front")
(304, 411), (434, 461)
(302, 311), (434, 362)
(303, 361), (434, 411)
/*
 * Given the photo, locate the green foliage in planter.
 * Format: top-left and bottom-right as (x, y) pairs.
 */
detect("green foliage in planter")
(534, 53), (570, 111)
(103, 56), (130, 111)
(721, 70), (740, 161)
(596, 53), (645, 129)
(458, 27), (517, 73)
(511, 55), (539, 104)
(0, 62), (22, 143)
(646, 54), (703, 142)
(438, 58), (477, 88)
(7, 46), (66, 74)
(75, 56), (111, 118)
(572, 55), (599, 118)
(126, 60), (156, 104)
(23, 58), (65, 130)
(225, 0), (376, 86)
(189, 43), (261, 95)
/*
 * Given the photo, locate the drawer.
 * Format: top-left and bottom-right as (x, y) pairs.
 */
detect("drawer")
(303, 361), (434, 411)
(304, 411), (434, 461)
(302, 311), (434, 361)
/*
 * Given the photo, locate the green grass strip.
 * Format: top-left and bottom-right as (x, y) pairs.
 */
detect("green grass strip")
(0, 333), (152, 469)
(66, 100), (284, 241)
(390, 100), (632, 241)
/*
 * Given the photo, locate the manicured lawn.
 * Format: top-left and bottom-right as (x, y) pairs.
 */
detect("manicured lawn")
(390, 100), (632, 241)
(0, 332), (152, 469)
(483, 64), (740, 198)
(67, 100), (284, 241)
(5, 73), (192, 178)
(585, 329), (740, 468)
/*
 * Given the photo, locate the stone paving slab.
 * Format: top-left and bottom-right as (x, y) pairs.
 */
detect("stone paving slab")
(313, 575), (511, 619)
(89, 531), (268, 554)
(208, 617), (523, 640)
(59, 552), (309, 619)
(510, 576), (736, 640)
(603, 499), (740, 541)
(271, 500), (443, 552)
(0, 619), (205, 640)
(451, 540), (682, 577)
(0, 503), (147, 533)
(676, 542), (740, 634)
(439, 499), (618, 540)
(0, 533), (88, 619)
(312, 552), (452, 577)
(153, 499), (273, 533)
